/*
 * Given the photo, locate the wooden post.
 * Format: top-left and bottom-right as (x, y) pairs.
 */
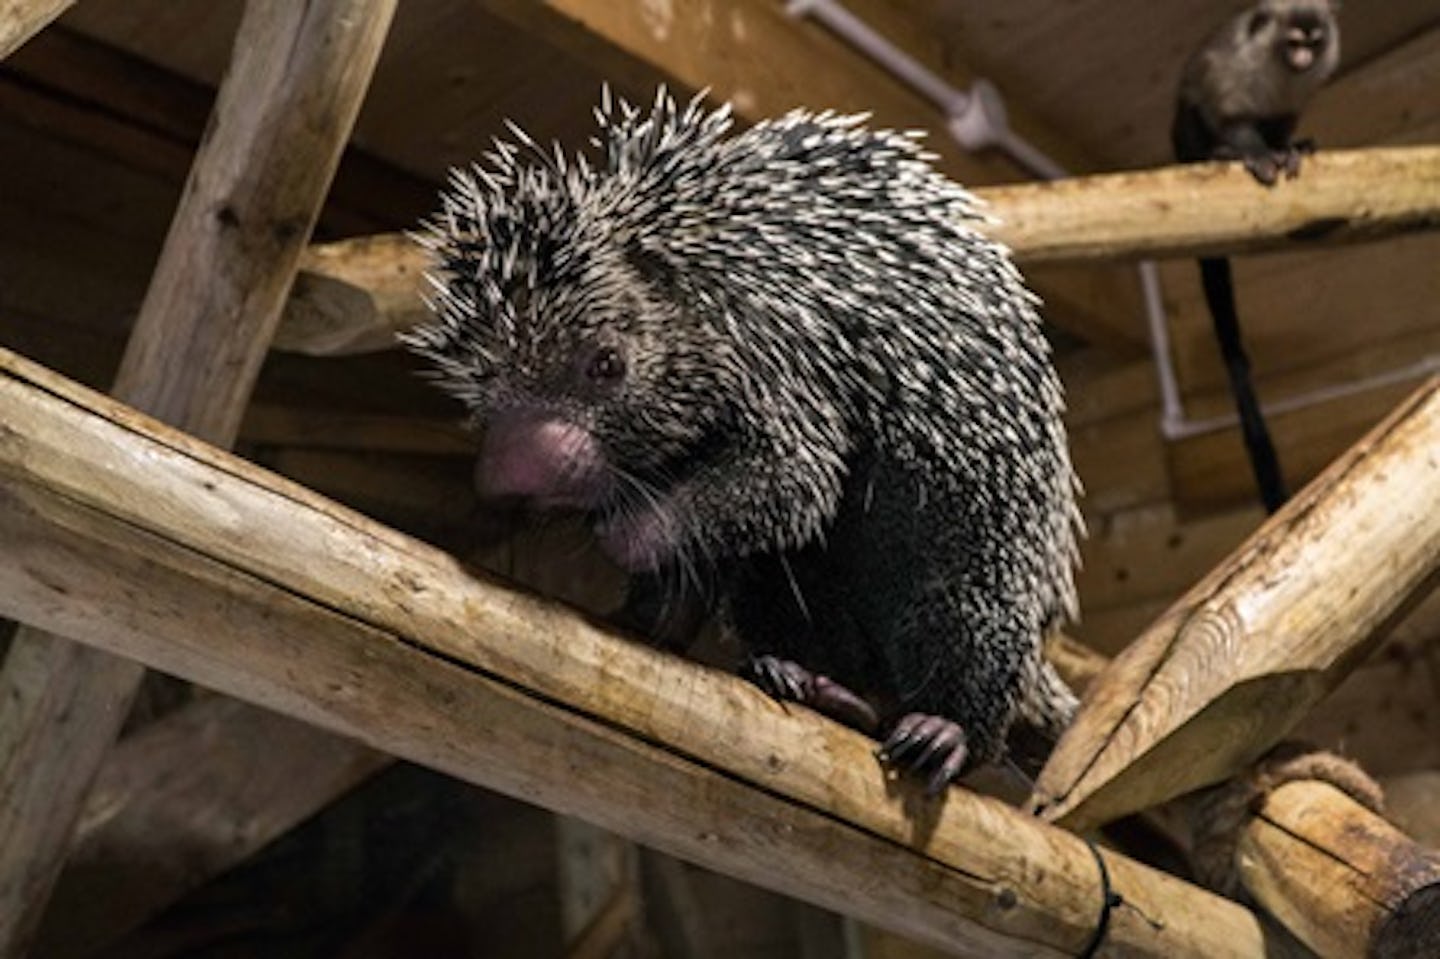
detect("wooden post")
(0, 2), (396, 953)
(1237, 781), (1440, 958)
(0, 0), (73, 60)
(0, 348), (1278, 959)
(272, 146), (1440, 356)
(1031, 378), (1440, 832)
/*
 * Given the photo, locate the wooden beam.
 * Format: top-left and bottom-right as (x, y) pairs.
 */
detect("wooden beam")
(1031, 378), (1440, 832)
(277, 235), (435, 355)
(30, 697), (388, 959)
(0, 348), (1275, 959)
(981, 146), (1440, 264)
(0, 2), (397, 953)
(1236, 781), (1440, 958)
(273, 145), (1440, 358)
(0, 0), (72, 60)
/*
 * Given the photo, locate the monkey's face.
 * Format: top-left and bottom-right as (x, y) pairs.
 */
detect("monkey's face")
(1255, 3), (1337, 74)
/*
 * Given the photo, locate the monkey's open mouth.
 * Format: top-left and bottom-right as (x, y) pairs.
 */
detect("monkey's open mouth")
(1286, 44), (1318, 70)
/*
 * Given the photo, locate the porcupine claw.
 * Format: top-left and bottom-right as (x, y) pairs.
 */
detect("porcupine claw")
(740, 655), (880, 734)
(877, 713), (970, 797)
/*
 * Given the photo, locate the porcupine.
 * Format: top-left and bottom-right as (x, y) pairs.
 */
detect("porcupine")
(405, 89), (1083, 794)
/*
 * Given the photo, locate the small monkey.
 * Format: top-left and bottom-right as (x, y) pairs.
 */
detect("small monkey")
(1172, 0), (1340, 512)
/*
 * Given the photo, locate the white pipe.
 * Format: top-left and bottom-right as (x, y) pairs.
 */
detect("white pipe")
(786, 0), (969, 118)
(784, 0), (1427, 441)
(1137, 260), (1188, 432)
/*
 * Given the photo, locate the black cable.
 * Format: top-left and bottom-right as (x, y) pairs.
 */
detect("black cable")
(1077, 838), (1124, 959)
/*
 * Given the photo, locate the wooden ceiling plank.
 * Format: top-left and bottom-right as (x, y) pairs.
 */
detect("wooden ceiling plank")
(0, 346), (1275, 959)
(2, 26), (436, 238)
(0, 2), (397, 952)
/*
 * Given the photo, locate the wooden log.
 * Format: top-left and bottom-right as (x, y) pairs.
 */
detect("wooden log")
(0, 349), (1278, 958)
(1030, 378), (1440, 832)
(1236, 781), (1440, 958)
(276, 235), (435, 356)
(0, 0), (72, 60)
(0, 2), (397, 953)
(273, 146), (1440, 357)
(982, 146), (1440, 263)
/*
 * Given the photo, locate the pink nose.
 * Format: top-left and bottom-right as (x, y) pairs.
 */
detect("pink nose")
(477, 413), (608, 507)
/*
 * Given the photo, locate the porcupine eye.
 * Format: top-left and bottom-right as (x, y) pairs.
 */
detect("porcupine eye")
(585, 345), (626, 385)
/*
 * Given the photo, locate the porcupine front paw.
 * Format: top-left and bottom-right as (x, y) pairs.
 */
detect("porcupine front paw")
(740, 655), (879, 734)
(877, 713), (970, 797)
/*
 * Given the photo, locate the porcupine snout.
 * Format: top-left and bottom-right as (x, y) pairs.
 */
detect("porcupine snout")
(476, 411), (610, 509)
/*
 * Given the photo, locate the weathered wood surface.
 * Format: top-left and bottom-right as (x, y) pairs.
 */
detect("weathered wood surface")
(274, 146), (1440, 357)
(276, 234), (435, 356)
(0, 348), (1279, 959)
(0, 0), (72, 60)
(1032, 378), (1440, 832)
(0, 1), (397, 953)
(1237, 781), (1440, 959)
(983, 146), (1440, 263)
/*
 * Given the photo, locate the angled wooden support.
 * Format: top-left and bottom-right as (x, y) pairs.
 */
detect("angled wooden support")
(274, 146), (1440, 357)
(0, 349), (1280, 959)
(1031, 377), (1440, 832)
(0, 0), (73, 60)
(0, 1), (396, 953)
(1237, 781), (1440, 958)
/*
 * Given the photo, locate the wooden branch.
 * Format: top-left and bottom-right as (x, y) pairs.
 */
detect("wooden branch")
(0, 2), (397, 953)
(274, 146), (1440, 357)
(982, 146), (1440, 263)
(0, 348), (1276, 958)
(30, 697), (388, 959)
(1237, 781), (1440, 958)
(1031, 378), (1440, 832)
(0, 0), (73, 60)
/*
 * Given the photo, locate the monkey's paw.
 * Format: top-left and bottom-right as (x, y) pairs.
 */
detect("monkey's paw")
(1241, 153), (1283, 187)
(740, 655), (879, 734)
(877, 713), (970, 797)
